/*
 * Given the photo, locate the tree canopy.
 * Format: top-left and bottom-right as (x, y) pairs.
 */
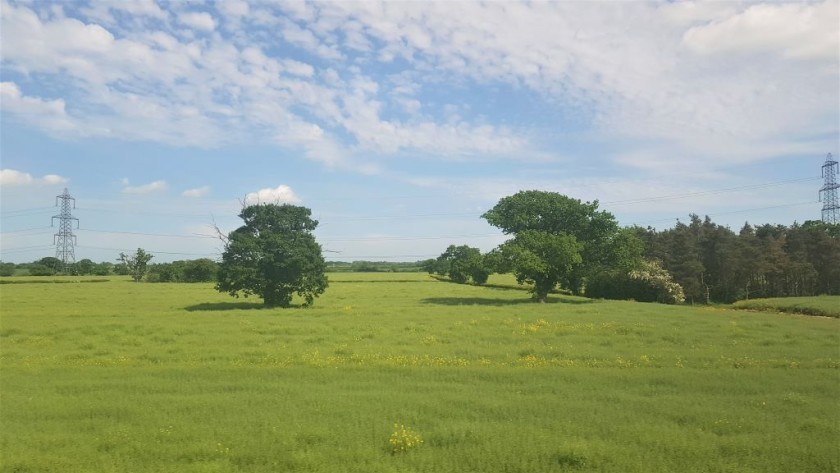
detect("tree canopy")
(216, 204), (328, 307)
(119, 248), (154, 282)
(492, 230), (583, 302)
(483, 190), (642, 300)
(633, 217), (840, 302)
(431, 244), (490, 284)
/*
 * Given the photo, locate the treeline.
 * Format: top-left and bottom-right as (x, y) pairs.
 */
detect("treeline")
(145, 259), (218, 283)
(4, 211), (838, 305)
(1, 257), (119, 277)
(0, 257), (427, 279)
(633, 216), (840, 303)
(0, 257), (219, 283)
(325, 261), (427, 273)
(426, 216), (839, 304)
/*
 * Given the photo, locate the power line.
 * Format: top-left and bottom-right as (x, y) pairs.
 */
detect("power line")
(603, 176), (821, 206)
(627, 201), (819, 226)
(10, 176), (816, 223)
(0, 226), (54, 235)
(326, 254), (439, 260)
(74, 245), (219, 257)
(0, 207), (56, 218)
(77, 228), (217, 239)
(78, 206), (216, 218)
(0, 176), (823, 262)
(319, 233), (503, 243)
(0, 245), (55, 255)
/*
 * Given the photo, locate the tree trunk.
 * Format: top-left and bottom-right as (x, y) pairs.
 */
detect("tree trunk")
(533, 279), (553, 303)
(263, 288), (291, 308)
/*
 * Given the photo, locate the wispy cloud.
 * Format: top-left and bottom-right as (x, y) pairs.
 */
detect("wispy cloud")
(182, 186), (210, 198)
(178, 12), (216, 32)
(0, 0), (836, 179)
(0, 169), (68, 186)
(122, 180), (167, 194)
(682, 2), (838, 60)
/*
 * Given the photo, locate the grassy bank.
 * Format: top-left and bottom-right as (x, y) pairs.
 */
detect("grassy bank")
(732, 295), (840, 318)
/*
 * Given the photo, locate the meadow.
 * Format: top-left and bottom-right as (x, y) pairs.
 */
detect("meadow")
(1, 273), (838, 472)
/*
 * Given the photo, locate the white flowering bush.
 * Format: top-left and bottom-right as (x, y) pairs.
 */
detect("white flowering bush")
(629, 260), (685, 304)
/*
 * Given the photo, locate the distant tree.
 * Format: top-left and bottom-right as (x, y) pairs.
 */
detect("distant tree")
(113, 262), (130, 276)
(0, 262), (15, 277)
(216, 204), (328, 307)
(420, 259), (440, 274)
(788, 221), (840, 295)
(483, 191), (641, 297)
(434, 245), (490, 284)
(733, 223), (766, 300)
(183, 258), (218, 282)
(27, 264), (54, 276)
(695, 216), (740, 303)
(351, 261), (381, 272)
(37, 257), (63, 275)
(76, 259), (95, 275)
(468, 258), (492, 285)
(422, 257), (449, 277)
(631, 226), (669, 264)
(92, 262), (113, 276)
(119, 248), (154, 282)
(665, 221), (705, 303)
(494, 230), (583, 302)
(146, 262), (182, 283)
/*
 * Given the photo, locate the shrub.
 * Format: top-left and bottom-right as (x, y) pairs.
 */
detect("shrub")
(0, 262), (15, 277)
(586, 260), (684, 304)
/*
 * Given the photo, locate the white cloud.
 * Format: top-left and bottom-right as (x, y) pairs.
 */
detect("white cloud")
(80, 0), (167, 26)
(244, 185), (300, 206)
(122, 180), (168, 194)
(182, 186), (210, 198)
(0, 0), (836, 176)
(0, 169), (34, 186)
(110, 0), (168, 21)
(0, 169), (68, 186)
(178, 12), (216, 31)
(682, 2), (839, 60)
(279, 18), (342, 60)
(42, 174), (68, 185)
(0, 82), (76, 134)
(288, 1), (837, 165)
(217, 1), (249, 19)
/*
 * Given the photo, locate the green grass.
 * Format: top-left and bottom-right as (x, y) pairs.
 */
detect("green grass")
(731, 295), (840, 318)
(1, 273), (838, 472)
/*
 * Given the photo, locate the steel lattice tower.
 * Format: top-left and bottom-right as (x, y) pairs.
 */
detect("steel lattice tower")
(820, 153), (839, 224)
(52, 188), (79, 270)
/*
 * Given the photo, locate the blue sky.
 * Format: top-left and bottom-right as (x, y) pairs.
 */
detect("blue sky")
(1, 0), (838, 264)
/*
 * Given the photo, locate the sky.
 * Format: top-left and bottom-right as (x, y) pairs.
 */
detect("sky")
(1, 0), (838, 264)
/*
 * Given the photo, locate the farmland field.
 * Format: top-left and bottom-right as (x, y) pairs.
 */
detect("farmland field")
(1, 273), (838, 472)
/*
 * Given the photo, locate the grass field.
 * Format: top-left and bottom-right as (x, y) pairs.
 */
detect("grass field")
(1, 273), (838, 472)
(731, 295), (840, 318)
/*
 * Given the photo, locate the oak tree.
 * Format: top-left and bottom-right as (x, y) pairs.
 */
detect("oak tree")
(216, 204), (328, 307)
